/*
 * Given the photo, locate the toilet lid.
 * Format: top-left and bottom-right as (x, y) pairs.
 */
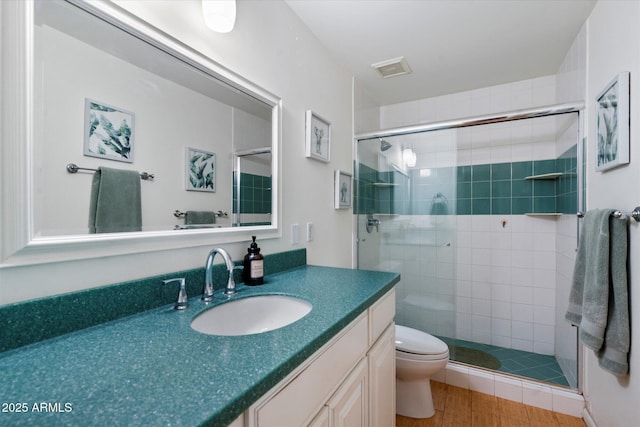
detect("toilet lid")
(395, 325), (449, 355)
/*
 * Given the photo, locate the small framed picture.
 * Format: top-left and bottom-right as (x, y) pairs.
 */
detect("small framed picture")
(186, 147), (216, 192)
(84, 99), (135, 163)
(305, 110), (331, 162)
(334, 170), (352, 209)
(595, 72), (630, 172)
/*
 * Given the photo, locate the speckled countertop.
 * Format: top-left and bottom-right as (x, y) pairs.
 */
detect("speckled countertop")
(0, 265), (398, 426)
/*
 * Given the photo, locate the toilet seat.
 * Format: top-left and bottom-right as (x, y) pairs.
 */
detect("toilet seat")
(395, 325), (449, 360)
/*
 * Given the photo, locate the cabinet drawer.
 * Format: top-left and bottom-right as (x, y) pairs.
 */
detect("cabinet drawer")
(369, 289), (395, 345)
(250, 313), (368, 427)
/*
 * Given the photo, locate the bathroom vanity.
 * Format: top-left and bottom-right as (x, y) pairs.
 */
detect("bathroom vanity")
(241, 286), (396, 427)
(0, 265), (398, 426)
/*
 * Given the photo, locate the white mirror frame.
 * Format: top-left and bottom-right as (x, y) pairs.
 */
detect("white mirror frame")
(0, 0), (281, 266)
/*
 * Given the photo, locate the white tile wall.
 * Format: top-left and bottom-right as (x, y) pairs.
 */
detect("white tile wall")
(456, 215), (557, 352)
(380, 76), (557, 131)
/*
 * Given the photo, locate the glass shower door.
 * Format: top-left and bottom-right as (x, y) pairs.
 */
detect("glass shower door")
(355, 130), (458, 341)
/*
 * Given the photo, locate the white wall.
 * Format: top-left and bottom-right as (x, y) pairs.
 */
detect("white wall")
(0, 0), (353, 305)
(583, 0), (640, 424)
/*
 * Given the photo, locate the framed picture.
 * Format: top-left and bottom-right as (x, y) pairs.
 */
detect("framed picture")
(186, 147), (216, 192)
(595, 72), (630, 172)
(305, 110), (331, 162)
(334, 170), (352, 209)
(84, 99), (135, 163)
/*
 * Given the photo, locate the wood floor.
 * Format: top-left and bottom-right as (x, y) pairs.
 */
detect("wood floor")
(396, 381), (586, 427)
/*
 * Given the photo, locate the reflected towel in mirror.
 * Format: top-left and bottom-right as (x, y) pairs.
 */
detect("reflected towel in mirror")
(89, 167), (142, 233)
(185, 211), (216, 225)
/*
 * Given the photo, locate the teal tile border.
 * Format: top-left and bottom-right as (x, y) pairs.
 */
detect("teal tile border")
(356, 148), (578, 216)
(0, 248), (307, 353)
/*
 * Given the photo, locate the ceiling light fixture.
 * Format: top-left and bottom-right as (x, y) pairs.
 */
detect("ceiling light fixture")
(371, 56), (412, 79)
(202, 0), (236, 33)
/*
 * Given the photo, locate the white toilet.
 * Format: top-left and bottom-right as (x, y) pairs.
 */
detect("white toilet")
(395, 325), (450, 419)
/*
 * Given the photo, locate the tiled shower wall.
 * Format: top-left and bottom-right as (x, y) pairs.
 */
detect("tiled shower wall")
(357, 150), (577, 355)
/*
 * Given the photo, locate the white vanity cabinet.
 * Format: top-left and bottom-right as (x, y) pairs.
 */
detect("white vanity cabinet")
(241, 289), (395, 427)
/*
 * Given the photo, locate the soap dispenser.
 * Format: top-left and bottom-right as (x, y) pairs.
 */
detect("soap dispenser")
(243, 236), (264, 285)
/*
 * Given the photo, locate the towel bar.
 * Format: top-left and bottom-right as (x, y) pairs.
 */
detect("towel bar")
(173, 224), (222, 229)
(173, 210), (228, 218)
(66, 163), (154, 180)
(577, 207), (640, 222)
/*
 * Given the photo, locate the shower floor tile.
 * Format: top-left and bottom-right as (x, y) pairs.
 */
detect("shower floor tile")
(439, 337), (571, 387)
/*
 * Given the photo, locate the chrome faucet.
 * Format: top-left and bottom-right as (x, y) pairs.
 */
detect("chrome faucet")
(203, 247), (240, 301)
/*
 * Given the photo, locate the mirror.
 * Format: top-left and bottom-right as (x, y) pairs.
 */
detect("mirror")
(34, 0), (276, 235)
(0, 0), (280, 264)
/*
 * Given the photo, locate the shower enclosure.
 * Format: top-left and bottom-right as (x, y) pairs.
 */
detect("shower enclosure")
(355, 104), (583, 389)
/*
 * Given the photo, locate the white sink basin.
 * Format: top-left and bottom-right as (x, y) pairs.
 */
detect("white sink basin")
(190, 295), (312, 336)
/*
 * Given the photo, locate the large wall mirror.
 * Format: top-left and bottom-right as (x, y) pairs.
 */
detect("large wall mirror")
(0, 0), (281, 265)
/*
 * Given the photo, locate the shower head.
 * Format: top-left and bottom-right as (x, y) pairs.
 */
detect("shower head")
(379, 138), (392, 152)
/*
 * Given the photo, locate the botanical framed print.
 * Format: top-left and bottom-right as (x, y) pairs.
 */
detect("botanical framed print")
(334, 170), (352, 209)
(186, 147), (216, 192)
(305, 110), (331, 162)
(595, 72), (630, 172)
(84, 99), (135, 163)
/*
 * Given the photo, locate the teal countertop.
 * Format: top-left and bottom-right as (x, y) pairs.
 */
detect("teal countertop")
(0, 265), (398, 426)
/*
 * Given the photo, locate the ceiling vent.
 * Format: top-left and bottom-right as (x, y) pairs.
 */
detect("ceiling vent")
(371, 56), (412, 79)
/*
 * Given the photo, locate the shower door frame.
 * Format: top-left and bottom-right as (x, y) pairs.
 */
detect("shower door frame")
(354, 101), (585, 392)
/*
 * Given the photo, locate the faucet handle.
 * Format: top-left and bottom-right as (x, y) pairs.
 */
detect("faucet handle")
(163, 278), (188, 310)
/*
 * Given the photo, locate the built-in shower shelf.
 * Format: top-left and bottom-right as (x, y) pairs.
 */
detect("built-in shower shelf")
(525, 213), (562, 217)
(372, 182), (399, 187)
(524, 172), (563, 180)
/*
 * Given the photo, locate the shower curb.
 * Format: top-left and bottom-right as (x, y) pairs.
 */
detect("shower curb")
(433, 362), (585, 418)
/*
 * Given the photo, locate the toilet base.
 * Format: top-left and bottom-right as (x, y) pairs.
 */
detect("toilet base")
(396, 378), (435, 419)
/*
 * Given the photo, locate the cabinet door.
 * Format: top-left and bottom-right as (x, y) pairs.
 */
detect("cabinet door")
(328, 358), (368, 427)
(368, 323), (395, 427)
(308, 406), (329, 427)
(227, 415), (244, 427)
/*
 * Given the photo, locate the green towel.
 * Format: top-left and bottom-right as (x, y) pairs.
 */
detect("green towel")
(89, 167), (142, 233)
(184, 211), (215, 225)
(566, 209), (629, 376)
(599, 216), (629, 376)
